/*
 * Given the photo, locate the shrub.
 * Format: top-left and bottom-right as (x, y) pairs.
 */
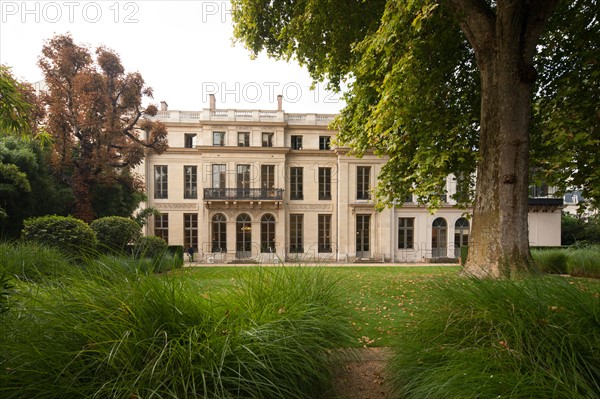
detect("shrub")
(133, 235), (168, 259)
(90, 216), (141, 254)
(531, 248), (569, 274)
(20, 215), (96, 258)
(567, 247), (600, 278)
(167, 245), (184, 261)
(388, 276), (600, 398)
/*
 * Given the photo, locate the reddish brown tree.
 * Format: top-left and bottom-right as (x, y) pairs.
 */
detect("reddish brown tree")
(39, 34), (167, 221)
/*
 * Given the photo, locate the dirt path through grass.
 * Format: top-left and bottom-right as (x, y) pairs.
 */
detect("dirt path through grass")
(328, 348), (393, 399)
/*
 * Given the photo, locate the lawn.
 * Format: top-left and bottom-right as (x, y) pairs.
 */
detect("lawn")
(181, 265), (460, 347)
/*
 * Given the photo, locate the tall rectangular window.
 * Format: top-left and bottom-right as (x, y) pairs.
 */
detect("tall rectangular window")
(356, 166), (371, 200)
(237, 164), (251, 197)
(289, 214), (304, 253)
(212, 164), (226, 188)
(154, 165), (168, 199)
(213, 131), (225, 146)
(398, 218), (414, 249)
(184, 213), (198, 250)
(318, 214), (332, 253)
(154, 213), (169, 243)
(319, 136), (331, 150)
(290, 167), (303, 200)
(184, 133), (196, 148)
(238, 132), (250, 147)
(262, 132), (274, 147)
(318, 167), (331, 200)
(261, 165), (275, 190)
(184, 165), (197, 199)
(291, 135), (303, 150)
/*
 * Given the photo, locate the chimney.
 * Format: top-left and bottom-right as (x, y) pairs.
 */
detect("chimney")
(277, 94), (283, 111)
(160, 101), (168, 111)
(209, 94), (216, 111)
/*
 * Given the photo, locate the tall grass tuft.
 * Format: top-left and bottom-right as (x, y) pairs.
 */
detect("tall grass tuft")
(531, 248), (569, 274)
(388, 276), (600, 399)
(0, 263), (352, 398)
(0, 241), (75, 281)
(567, 247), (600, 279)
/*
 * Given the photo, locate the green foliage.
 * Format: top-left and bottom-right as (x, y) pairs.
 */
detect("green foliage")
(231, 0), (386, 90)
(233, 1), (479, 209)
(21, 215), (96, 258)
(335, 2), (479, 209)
(531, 248), (569, 274)
(0, 265), (352, 398)
(132, 206), (160, 227)
(133, 235), (168, 259)
(90, 216), (141, 254)
(0, 65), (33, 136)
(531, 0), (600, 211)
(567, 247), (600, 279)
(562, 213), (600, 245)
(388, 276), (600, 398)
(0, 136), (73, 238)
(90, 177), (147, 219)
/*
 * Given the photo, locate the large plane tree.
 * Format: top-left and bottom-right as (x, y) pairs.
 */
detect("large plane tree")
(231, 0), (599, 277)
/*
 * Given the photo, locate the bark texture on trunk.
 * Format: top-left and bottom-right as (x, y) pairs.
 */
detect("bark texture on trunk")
(447, 0), (559, 278)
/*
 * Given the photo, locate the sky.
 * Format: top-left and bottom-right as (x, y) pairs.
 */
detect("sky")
(0, 0), (345, 113)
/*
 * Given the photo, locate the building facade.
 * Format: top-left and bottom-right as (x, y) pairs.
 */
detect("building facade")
(138, 96), (562, 263)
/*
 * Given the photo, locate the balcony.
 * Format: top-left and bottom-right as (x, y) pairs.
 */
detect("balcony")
(204, 188), (284, 201)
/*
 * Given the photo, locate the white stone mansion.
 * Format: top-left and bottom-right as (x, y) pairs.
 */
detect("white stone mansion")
(137, 95), (561, 263)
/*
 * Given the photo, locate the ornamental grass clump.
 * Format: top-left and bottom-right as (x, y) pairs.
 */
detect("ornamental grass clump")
(531, 248), (569, 274)
(388, 276), (600, 399)
(0, 263), (352, 399)
(0, 241), (75, 282)
(567, 246), (600, 279)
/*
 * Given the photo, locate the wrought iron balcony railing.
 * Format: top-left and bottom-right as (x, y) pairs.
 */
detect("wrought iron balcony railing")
(204, 188), (284, 200)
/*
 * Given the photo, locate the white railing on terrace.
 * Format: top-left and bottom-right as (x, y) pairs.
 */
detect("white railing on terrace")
(155, 111), (201, 121)
(234, 111), (253, 118)
(286, 113), (335, 125)
(153, 109), (335, 124)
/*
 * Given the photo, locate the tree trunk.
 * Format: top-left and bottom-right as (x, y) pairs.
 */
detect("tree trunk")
(454, 1), (559, 278)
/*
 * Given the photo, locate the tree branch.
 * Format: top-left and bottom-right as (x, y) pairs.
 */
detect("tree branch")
(522, 0), (561, 60)
(444, 0), (496, 56)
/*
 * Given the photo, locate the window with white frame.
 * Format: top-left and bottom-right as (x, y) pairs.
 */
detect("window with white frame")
(154, 165), (168, 199)
(356, 166), (371, 200)
(398, 218), (414, 249)
(238, 132), (250, 147)
(213, 131), (225, 146)
(184, 166), (197, 199)
(154, 213), (169, 243)
(289, 214), (303, 253)
(262, 132), (274, 147)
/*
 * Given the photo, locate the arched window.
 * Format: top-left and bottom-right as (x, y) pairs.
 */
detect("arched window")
(236, 214), (252, 259)
(432, 217), (448, 258)
(261, 213), (276, 253)
(454, 217), (470, 257)
(211, 213), (227, 253)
